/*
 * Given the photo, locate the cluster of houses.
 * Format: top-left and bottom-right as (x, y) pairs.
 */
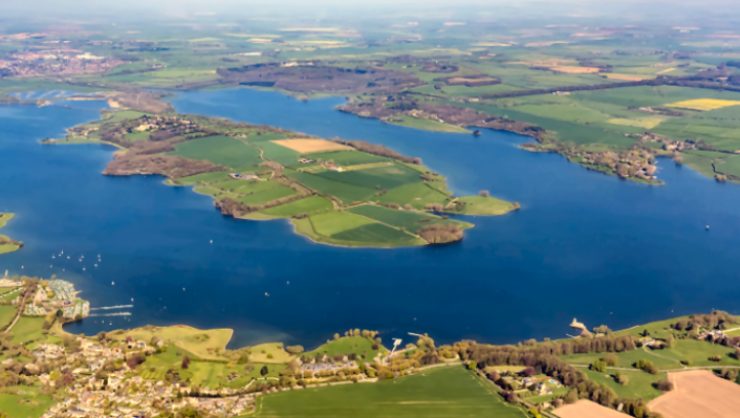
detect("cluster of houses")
(640, 131), (698, 153)
(494, 369), (563, 398)
(229, 172), (261, 181)
(0, 48), (121, 78)
(120, 115), (201, 142)
(300, 355), (359, 375)
(23, 279), (90, 320)
(25, 330), (256, 417)
(2, 279), (428, 416)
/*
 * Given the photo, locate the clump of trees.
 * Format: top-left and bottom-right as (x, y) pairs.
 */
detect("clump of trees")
(653, 379), (673, 391)
(455, 335), (666, 418)
(671, 310), (736, 332)
(614, 372), (629, 386)
(633, 359), (658, 374)
(593, 325), (612, 335)
(717, 368), (740, 384)
(126, 354), (146, 369)
(285, 345), (304, 355)
(590, 359), (608, 373)
(417, 224), (464, 244)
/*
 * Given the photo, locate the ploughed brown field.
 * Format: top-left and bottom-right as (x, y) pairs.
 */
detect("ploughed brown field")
(554, 400), (632, 418)
(272, 138), (352, 153)
(647, 370), (740, 418)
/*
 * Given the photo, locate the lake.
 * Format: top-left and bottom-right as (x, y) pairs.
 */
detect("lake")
(1, 88), (738, 348)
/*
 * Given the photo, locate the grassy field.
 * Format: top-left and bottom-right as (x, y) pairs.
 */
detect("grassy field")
(108, 325), (233, 361)
(469, 86), (740, 179)
(247, 343), (297, 363)
(259, 196), (334, 218)
(57, 106), (517, 247)
(562, 339), (740, 372)
(172, 135), (262, 171)
(136, 343), (286, 389)
(308, 336), (386, 362)
(555, 314), (740, 403)
(0, 286), (22, 304)
(578, 367), (664, 400)
(0, 239), (20, 255)
(349, 204), (454, 232)
(0, 304), (17, 329)
(389, 115), (471, 133)
(293, 211), (425, 247)
(376, 182), (451, 209)
(10, 317), (62, 348)
(252, 366), (526, 418)
(0, 213), (14, 229)
(0, 386), (55, 418)
(446, 196), (520, 216)
(290, 171), (377, 203)
(0, 213), (22, 255)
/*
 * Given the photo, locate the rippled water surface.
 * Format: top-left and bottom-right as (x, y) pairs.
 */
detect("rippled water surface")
(1, 88), (738, 347)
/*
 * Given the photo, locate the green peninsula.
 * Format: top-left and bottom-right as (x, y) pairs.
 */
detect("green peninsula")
(52, 110), (519, 248)
(0, 213), (22, 254)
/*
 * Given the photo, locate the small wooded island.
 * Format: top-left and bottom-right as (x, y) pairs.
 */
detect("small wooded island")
(48, 109), (519, 247)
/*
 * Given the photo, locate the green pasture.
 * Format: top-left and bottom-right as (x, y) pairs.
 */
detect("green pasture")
(172, 135), (262, 170)
(252, 366), (526, 418)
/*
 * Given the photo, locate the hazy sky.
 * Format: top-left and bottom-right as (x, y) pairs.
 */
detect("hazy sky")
(0, 0), (736, 21)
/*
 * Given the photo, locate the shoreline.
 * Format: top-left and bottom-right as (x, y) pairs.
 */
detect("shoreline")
(43, 99), (518, 249)
(0, 213), (23, 255)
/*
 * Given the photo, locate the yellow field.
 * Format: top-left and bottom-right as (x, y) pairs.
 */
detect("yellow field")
(604, 73), (648, 81)
(666, 98), (740, 111)
(608, 116), (665, 129)
(272, 139), (352, 154)
(246, 342), (296, 363)
(109, 325), (233, 361)
(549, 65), (601, 74)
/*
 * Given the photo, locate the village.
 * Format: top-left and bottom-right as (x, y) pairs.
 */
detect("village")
(0, 277), (450, 417)
(0, 48), (121, 79)
(0, 277), (739, 418)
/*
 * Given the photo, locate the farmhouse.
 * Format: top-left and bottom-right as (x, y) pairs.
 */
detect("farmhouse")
(230, 172), (260, 181)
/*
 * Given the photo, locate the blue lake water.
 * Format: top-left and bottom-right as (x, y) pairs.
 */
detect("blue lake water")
(1, 88), (739, 348)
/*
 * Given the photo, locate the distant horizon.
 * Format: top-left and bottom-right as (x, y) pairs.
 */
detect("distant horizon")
(1, 0), (738, 21)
